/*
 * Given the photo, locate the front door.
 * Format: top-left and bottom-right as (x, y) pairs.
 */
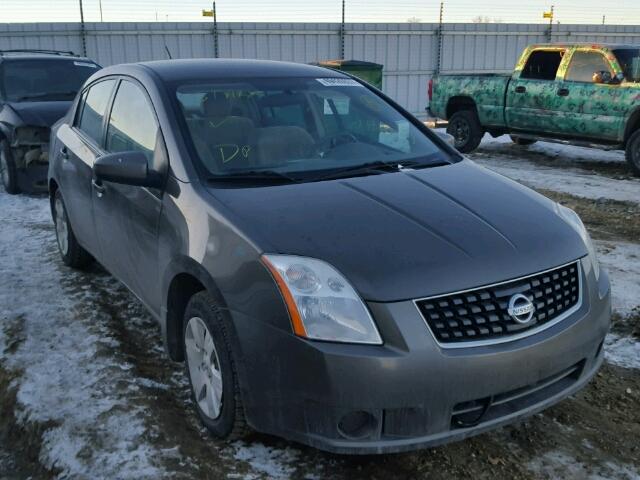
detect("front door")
(505, 48), (567, 135)
(553, 49), (623, 141)
(56, 78), (116, 252)
(92, 79), (166, 310)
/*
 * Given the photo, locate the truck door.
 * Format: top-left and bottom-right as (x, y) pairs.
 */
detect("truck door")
(553, 49), (623, 141)
(505, 48), (567, 134)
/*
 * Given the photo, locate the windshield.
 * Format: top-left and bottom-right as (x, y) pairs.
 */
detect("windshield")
(613, 49), (640, 82)
(174, 77), (451, 182)
(0, 59), (99, 102)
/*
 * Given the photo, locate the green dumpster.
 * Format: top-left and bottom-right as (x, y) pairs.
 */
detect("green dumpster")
(313, 59), (383, 89)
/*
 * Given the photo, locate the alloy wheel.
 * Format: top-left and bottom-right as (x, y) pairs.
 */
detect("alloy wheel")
(185, 316), (223, 420)
(54, 197), (69, 256)
(450, 118), (470, 146)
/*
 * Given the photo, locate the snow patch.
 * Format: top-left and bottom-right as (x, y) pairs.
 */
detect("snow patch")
(596, 241), (640, 317)
(605, 335), (640, 370)
(528, 450), (640, 480)
(471, 135), (640, 205)
(0, 190), (164, 478)
(232, 442), (299, 479)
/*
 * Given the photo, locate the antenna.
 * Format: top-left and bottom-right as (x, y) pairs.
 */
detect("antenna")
(164, 45), (173, 59)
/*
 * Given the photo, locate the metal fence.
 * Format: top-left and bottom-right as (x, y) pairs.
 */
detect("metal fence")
(2, 21), (640, 117)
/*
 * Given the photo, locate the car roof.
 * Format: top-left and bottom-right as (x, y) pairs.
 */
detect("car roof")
(0, 51), (95, 63)
(104, 58), (348, 83)
(529, 42), (638, 50)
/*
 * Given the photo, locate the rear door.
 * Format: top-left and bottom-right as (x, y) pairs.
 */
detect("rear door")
(92, 79), (166, 310)
(505, 48), (567, 134)
(56, 78), (116, 252)
(553, 48), (623, 141)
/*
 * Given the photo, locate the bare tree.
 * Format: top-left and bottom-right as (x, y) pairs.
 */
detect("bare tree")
(472, 15), (503, 23)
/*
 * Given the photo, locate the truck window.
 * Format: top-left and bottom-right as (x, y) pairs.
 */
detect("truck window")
(520, 50), (564, 81)
(565, 51), (612, 83)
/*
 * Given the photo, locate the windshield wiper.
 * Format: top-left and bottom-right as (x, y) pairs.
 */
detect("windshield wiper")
(206, 170), (301, 184)
(17, 90), (77, 101)
(311, 160), (425, 182)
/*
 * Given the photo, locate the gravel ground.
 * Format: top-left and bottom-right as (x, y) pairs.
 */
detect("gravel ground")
(0, 135), (639, 479)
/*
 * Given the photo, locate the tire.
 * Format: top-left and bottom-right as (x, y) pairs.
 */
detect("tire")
(0, 140), (20, 195)
(510, 135), (537, 146)
(625, 129), (640, 176)
(446, 110), (484, 153)
(183, 291), (248, 440)
(52, 189), (94, 269)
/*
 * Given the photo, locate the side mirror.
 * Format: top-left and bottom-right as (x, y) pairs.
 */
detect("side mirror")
(592, 70), (613, 84)
(93, 151), (163, 188)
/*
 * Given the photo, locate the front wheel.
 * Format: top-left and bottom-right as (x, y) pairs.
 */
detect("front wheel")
(52, 190), (94, 269)
(446, 110), (483, 153)
(510, 135), (537, 146)
(625, 129), (640, 176)
(0, 140), (19, 194)
(183, 292), (249, 440)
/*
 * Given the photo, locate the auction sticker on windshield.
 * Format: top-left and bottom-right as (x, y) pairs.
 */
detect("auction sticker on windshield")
(316, 78), (363, 87)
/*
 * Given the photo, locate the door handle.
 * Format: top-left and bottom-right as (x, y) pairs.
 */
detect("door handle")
(60, 146), (69, 160)
(92, 179), (106, 198)
(557, 88), (570, 97)
(515, 86), (527, 94)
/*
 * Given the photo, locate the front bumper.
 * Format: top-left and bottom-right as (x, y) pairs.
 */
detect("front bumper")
(234, 260), (611, 454)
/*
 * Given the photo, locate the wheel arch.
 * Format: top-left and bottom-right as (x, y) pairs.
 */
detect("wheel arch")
(446, 95), (478, 119)
(623, 107), (640, 146)
(162, 256), (230, 362)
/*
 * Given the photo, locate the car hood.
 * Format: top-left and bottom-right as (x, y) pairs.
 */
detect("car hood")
(6, 101), (72, 128)
(207, 160), (586, 302)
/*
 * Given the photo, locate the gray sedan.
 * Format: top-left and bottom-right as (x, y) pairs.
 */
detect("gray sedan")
(47, 59), (610, 454)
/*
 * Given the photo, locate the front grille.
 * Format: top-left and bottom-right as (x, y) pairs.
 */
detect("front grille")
(416, 261), (581, 346)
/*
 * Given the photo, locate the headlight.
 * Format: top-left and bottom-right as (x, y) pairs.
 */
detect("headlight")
(262, 255), (383, 345)
(555, 204), (600, 280)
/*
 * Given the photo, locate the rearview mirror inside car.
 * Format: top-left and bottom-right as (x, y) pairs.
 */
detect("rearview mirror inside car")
(93, 151), (163, 188)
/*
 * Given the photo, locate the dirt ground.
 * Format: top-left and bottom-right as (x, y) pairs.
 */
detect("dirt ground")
(1, 136), (639, 479)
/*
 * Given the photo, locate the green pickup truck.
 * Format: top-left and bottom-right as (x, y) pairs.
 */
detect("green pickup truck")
(428, 43), (640, 175)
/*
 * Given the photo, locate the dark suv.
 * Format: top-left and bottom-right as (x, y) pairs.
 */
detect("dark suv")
(49, 59), (610, 454)
(0, 49), (100, 193)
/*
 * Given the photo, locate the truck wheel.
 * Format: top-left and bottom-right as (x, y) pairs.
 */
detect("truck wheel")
(510, 135), (537, 146)
(52, 189), (94, 269)
(625, 130), (640, 176)
(183, 291), (249, 441)
(0, 140), (20, 194)
(447, 110), (483, 153)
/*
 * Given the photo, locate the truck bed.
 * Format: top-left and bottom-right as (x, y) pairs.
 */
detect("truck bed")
(429, 73), (511, 128)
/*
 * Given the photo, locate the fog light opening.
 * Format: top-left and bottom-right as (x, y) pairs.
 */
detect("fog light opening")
(337, 411), (378, 440)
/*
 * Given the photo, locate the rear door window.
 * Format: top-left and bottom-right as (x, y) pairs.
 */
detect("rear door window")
(76, 79), (116, 145)
(520, 50), (564, 81)
(105, 80), (159, 162)
(565, 51), (613, 83)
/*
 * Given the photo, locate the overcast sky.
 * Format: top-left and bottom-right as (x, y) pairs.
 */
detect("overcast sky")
(2, 0), (639, 25)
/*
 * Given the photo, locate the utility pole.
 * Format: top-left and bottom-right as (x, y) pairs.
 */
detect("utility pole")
(78, 0), (87, 56)
(213, 2), (219, 58)
(340, 0), (345, 59)
(435, 2), (444, 75)
(602, 15), (605, 25)
(99, 0), (103, 22)
(543, 5), (554, 42)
